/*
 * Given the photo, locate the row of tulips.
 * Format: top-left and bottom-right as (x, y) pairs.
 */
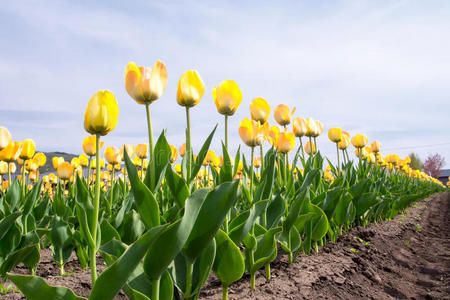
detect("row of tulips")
(0, 59), (445, 300)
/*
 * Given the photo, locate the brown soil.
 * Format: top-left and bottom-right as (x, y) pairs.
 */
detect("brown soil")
(3, 192), (449, 300)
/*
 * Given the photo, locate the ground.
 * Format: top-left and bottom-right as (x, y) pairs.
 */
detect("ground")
(3, 191), (449, 300)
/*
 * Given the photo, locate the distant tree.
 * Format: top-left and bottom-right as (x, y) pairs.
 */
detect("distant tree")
(422, 153), (445, 178)
(408, 152), (423, 170)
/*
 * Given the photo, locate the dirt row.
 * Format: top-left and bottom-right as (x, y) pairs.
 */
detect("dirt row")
(3, 191), (449, 299)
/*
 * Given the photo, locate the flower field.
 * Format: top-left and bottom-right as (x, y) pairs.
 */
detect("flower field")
(0, 61), (446, 300)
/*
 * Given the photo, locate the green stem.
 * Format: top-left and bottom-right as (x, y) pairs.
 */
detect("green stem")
(225, 115), (228, 151)
(250, 271), (255, 289)
(145, 103), (155, 189)
(314, 137), (317, 153)
(152, 278), (160, 300)
(285, 152), (289, 185)
(308, 136), (313, 157)
(299, 137), (305, 163)
(90, 134), (101, 284)
(260, 144), (264, 175)
(222, 285), (228, 300)
(7, 162), (11, 187)
(186, 107), (192, 182)
(265, 263), (271, 279)
(110, 168), (115, 208)
(336, 143), (340, 170)
(21, 159), (26, 199)
(183, 258), (194, 299)
(87, 156), (92, 185)
(250, 147), (254, 200)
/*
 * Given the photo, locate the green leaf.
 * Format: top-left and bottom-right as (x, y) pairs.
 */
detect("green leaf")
(89, 224), (167, 300)
(266, 193), (286, 229)
(124, 149), (160, 229)
(8, 273), (86, 300)
(252, 227), (282, 272)
(191, 126), (217, 183)
(165, 166), (190, 208)
(183, 181), (239, 260)
(229, 200), (268, 244)
(213, 230), (245, 286)
(0, 212), (21, 240)
(5, 179), (20, 211)
(219, 142), (233, 183)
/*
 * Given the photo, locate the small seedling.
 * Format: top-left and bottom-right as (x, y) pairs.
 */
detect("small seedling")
(404, 241), (410, 247)
(355, 236), (371, 246)
(415, 224), (422, 231)
(350, 248), (359, 253)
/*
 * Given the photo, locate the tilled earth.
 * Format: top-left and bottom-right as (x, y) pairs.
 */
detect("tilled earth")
(3, 191), (449, 300)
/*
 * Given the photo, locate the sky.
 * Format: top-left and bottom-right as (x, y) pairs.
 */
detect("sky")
(1, 0), (449, 167)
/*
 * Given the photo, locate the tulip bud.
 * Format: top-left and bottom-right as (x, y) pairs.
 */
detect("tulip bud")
(304, 141), (316, 156)
(305, 118), (317, 137)
(84, 90), (119, 136)
(0, 127), (12, 150)
(0, 161), (7, 175)
(179, 143), (186, 157)
(274, 104), (295, 127)
(125, 61), (168, 105)
(174, 164), (182, 175)
(254, 157), (262, 168)
(0, 141), (22, 163)
(170, 145), (178, 163)
(57, 162), (74, 181)
(121, 144), (135, 161)
(293, 117), (307, 137)
(267, 126), (280, 147)
(52, 157), (64, 170)
(19, 139), (36, 160)
(176, 70), (205, 107)
(250, 97), (270, 124)
(83, 135), (104, 156)
(370, 141), (381, 153)
(33, 152), (47, 167)
(212, 80), (243, 116)
(351, 134), (368, 148)
(105, 146), (122, 165)
(135, 144), (148, 159)
(79, 154), (89, 167)
(338, 135), (350, 150)
(238, 118), (266, 148)
(328, 127), (343, 143)
(312, 120), (323, 138)
(277, 132), (296, 154)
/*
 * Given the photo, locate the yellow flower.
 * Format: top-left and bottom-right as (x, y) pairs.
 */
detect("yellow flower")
(135, 144), (148, 159)
(83, 135), (104, 156)
(0, 141), (22, 162)
(26, 160), (38, 172)
(0, 161), (7, 175)
(174, 163), (182, 175)
(328, 127), (343, 143)
(293, 117), (307, 137)
(79, 154), (89, 167)
(52, 157), (64, 170)
(84, 90), (119, 136)
(304, 141), (316, 155)
(179, 143), (186, 157)
(105, 146), (122, 165)
(274, 104), (295, 127)
(57, 162), (74, 181)
(170, 145), (178, 163)
(267, 125), (280, 147)
(19, 139), (36, 160)
(33, 152), (47, 167)
(238, 118), (266, 148)
(313, 120), (323, 138)
(90, 158), (105, 170)
(254, 157), (261, 168)
(212, 80), (243, 116)
(370, 141), (381, 153)
(205, 150), (216, 165)
(277, 132), (296, 154)
(356, 148), (369, 159)
(305, 118), (317, 137)
(250, 97), (270, 124)
(121, 144), (135, 160)
(0, 126), (12, 150)
(338, 135), (350, 150)
(236, 161), (244, 174)
(351, 134), (368, 148)
(176, 70), (205, 107)
(125, 61), (168, 105)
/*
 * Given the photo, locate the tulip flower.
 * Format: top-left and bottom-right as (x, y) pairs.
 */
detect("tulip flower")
(177, 70), (205, 181)
(83, 135), (104, 157)
(52, 157), (64, 170)
(239, 119), (266, 148)
(254, 157), (262, 168)
(351, 134), (369, 160)
(0, 141), (22, 163)
(105, 146), (121, 166)
(274, 104), (295, 127)
(293, 117), (308, 160)
(83, 89), (119, 284)
(213, 80), (243, 150)
(170, 145), (178, 164)
(19, 139), (35, 160)
(179, 143), (186, 157)
(79, 154), (89, 167)
(120, 144), (135, 161)
(338, 134), (351, 164)
(250, 97), (271, 174)
(57, 162), (74, 181)
(304, 141), (316, 156)
(135, 144), (148, 159)
(277, 132), (295, 154)
(370, 141), (381, 156)
(328, 127), (343, 168)
(33, 152), (46, 168)
(0, 126), (12, 150)
(267, 126), (280, 148)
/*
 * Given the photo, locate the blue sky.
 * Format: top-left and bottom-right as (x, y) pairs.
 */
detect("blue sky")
(1, 0), (449, 167)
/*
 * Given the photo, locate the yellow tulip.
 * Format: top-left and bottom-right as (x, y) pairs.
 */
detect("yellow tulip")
(104, 146), (122, 165)
(267, 125), (280, 147)
(71, 157), (80, 168)
(57, 162), (73, 181)
(176, 70), (205, 107)
(277, 132), (296, 154)
(0, 126), (12, 150)
(0, 161), (7, 175)
(19, 139), (35, 160)
(293, 117), (307, 137)
(84, 90), (119, 136)
(79, 154), (89, 167)
(370, 141), (381, 153)
(212, 80), (243, 116)
(304, 141), (316, 155)
(9, 162), (16, 174)
(52, 157), (64, 170)
(328, 127), (342, 143)
(205, 150), (216, 166)
(125, 61), (168, 105)
(338, 135), (350, 150)
(179, 143), (186, 157)
(26, 160), (38, 172)
(83, 135), (104, 156)
(356, 148), (368, 159)
(136, 144), (148, 159)
(238, 118), (266, 148)
(254, 157), (261, 168)
(305, 118), (317, 137)
(274, 104), (295, 127)
(121, 144), (135, 160)
(313, 120), (323, 138)
(250, 97), (270, 124)
(33, 152), (46, 167)
(0, 141), (23, 162)
(174, 164), (182, 175)
(351, 134), (368, 148)
(170, 145), (178, 163)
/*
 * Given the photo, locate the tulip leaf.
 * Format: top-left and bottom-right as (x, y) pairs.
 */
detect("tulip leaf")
(254, 148), (276, 202)
(89, 224), (167, 300)
(266, 192), (286, 229)
(144, 131), (171, 191)
(219, 142), (233, 183)
(8, 273), (86, 300)
(183, 181), (239, 260)
(213, 229), (245, 286)
(124, 149), (160, 229)
(0, 212), (21, 240)
(229, 200), (268, 244)
(233, 146), (241, 177)
(252, 227), (282, 272)
(5, 179), (21, 212)
(191, 126), (217, 183)
(165, 166), (190, 208)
